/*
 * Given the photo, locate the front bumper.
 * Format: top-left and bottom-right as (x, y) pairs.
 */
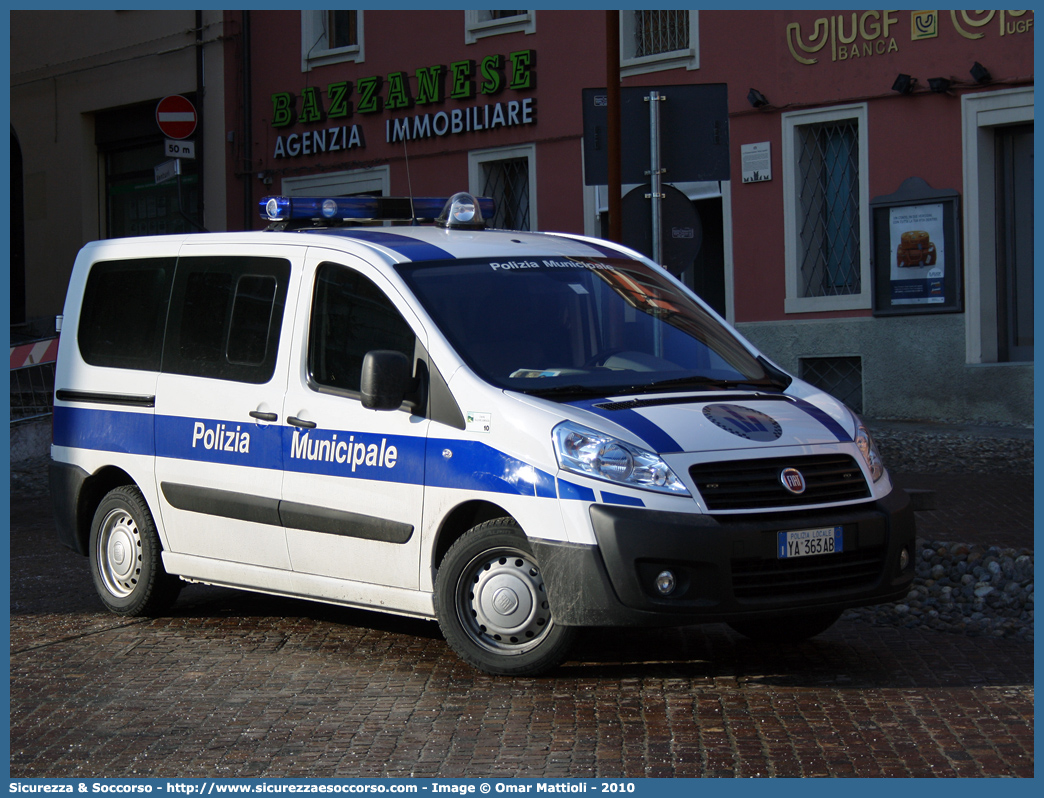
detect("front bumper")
(532, 487), (915, 627)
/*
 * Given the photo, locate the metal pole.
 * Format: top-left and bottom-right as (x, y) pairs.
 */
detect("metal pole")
(195, 10), (205, 232)
(241, 10), (253, 230)
(647, 91), (666, 357)
(606, 11), (622, 243)
(647, 90), (663, 265)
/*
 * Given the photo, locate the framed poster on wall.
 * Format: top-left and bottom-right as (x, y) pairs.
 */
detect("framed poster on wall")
(871, 178), (962, 316)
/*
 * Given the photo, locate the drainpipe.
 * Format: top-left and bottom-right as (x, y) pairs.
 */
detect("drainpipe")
(606, 11), (622, 243)
(241, 10), (253, 230)
(195, 9), (205, 230)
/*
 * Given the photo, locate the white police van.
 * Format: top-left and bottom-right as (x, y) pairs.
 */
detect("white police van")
(50, 192), (915, 675)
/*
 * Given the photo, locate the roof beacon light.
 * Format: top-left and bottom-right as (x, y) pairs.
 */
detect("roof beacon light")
(264, 196), (292, 222)
(260, 193), (495, 228)
(437, 192), (488, 230)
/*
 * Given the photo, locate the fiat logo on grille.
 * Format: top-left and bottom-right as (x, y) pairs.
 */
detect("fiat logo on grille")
(780, 467), (806, 494)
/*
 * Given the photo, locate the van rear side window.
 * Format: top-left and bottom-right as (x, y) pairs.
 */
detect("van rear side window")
(162, 256), (291, 384)
(78, 258), (175, 371)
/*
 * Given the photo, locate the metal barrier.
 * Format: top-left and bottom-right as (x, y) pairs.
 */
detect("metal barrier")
(10, 336), (59, 423)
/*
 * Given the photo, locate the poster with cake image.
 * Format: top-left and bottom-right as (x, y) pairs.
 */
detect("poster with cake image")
(888, 202), (946, 305)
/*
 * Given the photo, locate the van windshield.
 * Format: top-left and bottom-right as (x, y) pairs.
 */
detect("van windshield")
(397, 256), (782, 400)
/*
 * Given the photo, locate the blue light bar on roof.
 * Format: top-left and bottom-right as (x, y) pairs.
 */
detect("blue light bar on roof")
(260, 195), (495, 225)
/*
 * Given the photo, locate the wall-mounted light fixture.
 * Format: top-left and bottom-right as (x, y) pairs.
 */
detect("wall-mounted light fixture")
(891, 74), (916, 94)
(747, 88), (769, 108)
(970, 62), (992, 83)
(928, 77), (953, 93)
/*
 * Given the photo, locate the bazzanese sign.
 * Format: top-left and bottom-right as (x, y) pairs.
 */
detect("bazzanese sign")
(270, 49), (536, 160)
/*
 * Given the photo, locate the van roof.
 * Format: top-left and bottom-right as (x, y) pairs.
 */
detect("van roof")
(81, 225), (638, 265)
(283, 224), (635, 264)
(254, 190), (643, 263)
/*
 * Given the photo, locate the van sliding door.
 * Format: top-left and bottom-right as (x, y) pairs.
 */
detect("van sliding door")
(153, 245), (301, 579)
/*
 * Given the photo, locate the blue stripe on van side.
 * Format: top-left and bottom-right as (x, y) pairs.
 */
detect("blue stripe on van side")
(534, 469), (558, 499)
(325, 230), (455, 262)
(282, 427), (425, 484)
(155, 414), (284, 471)
(56, 405), (565, 499)
(52, 406), (155, 456)
(425, 438), (557, 497)
(557, 479), (597, 502)
(568, 398), (683, 454)
(600, 490), (646, 507)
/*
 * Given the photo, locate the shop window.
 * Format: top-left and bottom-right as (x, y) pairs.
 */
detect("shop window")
(470, 146), (535, 231)
(302, 10), (364, 71)
(105, 142), (200, 237)
(465, 10), (535, 44)
(621, 10), (699, 76)
(96, 100), (202, 238)
(798, 122), (859, 297)
(783, 105), (870, 313)
(281, 166), (390, 200)
(800, 356), (863, 414)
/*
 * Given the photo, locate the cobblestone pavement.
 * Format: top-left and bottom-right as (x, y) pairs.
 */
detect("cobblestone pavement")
(9, 453), (1034, 779)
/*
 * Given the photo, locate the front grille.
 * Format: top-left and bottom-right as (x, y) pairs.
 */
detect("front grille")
(732, 546), (886, 600)
(689, 454), (870, 511)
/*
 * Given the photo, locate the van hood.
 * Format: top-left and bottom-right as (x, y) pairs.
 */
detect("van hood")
(520, 391), (854, 454)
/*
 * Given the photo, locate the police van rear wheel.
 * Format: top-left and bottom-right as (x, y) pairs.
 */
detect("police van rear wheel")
(727, 609), (843, 643)
(435, 519), (575, 676)
(89, 485), (181, 617)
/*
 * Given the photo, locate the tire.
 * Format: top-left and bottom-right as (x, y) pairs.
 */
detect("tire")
(727, 609), (843, 643)
(89, 485), (181, 617)
(435, 519), (576, 676)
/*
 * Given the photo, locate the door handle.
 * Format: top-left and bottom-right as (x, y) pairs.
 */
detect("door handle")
(249, 410), (279, 422)
(287, 416), (317, 429)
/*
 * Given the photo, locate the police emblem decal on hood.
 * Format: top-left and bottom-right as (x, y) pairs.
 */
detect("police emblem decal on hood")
(702, 404), (783, 442)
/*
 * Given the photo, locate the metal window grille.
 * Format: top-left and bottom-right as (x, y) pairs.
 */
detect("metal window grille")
(633, 11), (690, 58)
(796, 121), (860, 298)
(481, 158), (531, 231)
(800, 356), (863, 414)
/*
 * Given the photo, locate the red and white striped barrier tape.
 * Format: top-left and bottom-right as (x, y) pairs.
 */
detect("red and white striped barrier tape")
(10, 337), (59, 370)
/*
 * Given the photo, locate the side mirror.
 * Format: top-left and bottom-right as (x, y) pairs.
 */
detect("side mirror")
(360, 350), (411, 410)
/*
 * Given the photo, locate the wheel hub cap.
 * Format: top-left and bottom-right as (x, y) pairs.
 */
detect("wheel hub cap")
(98, 509), (141, 597)
(492, 586), (520, 615)
(108, 531), (134, 580)
(461, 551), (552, 650)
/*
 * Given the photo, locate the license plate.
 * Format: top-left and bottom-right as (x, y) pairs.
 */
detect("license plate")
(777, 526), (843, 559)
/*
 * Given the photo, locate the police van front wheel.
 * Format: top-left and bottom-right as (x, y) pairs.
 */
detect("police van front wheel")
(435, 520), (576, 676)
(89, 485), (182, 617)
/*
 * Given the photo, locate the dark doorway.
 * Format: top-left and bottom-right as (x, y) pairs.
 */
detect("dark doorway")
(11, 127), (26, 326)
(995, 123), (1033, 362)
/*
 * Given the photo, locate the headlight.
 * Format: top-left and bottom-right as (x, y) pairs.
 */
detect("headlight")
(552, 421), (690, 495)
(854, 422), (885, 482)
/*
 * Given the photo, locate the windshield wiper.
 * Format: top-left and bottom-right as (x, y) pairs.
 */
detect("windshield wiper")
(523, 384), (611, 401)
(613, 375), (783, 396)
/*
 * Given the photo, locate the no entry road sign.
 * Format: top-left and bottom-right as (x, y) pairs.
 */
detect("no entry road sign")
(156, 95), (197, 140)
